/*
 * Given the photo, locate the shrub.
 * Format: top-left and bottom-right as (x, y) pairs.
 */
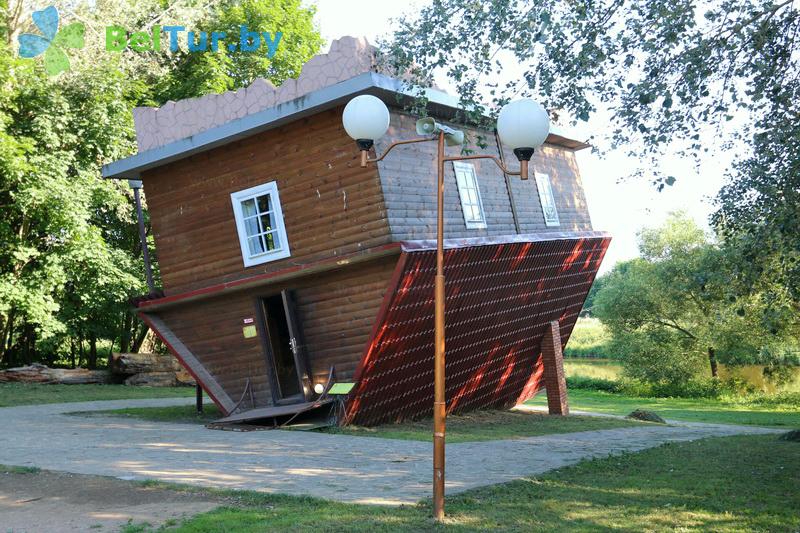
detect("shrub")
(612, 329), (705, 386)
(566, 376), (621, 393)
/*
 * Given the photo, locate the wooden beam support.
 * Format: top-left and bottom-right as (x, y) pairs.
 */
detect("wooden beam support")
(541, 320), (569, 416)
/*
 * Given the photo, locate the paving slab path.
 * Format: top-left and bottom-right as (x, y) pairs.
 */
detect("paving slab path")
(0, 397), (782, 506)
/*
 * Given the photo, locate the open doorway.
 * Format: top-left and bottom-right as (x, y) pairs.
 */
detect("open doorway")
(259, 291), (308, 404)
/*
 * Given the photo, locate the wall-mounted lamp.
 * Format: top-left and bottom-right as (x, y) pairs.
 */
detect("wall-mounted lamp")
(342, 94), (390, 167)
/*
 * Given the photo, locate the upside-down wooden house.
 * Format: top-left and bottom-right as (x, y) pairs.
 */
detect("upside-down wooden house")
(103, 37), (610, 426)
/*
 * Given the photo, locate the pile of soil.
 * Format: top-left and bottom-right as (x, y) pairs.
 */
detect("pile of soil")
(627, 409), (666, 424)
(779, 429), (800, 442)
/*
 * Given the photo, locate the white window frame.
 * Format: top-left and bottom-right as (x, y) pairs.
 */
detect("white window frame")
(230, 181), (291, 267)
(535, 172), (560, 227)
(452, 161), (487, 229)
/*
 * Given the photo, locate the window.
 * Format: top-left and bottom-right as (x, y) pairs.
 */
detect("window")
(452, 162), (487, 229)
(231, 181), (291, 267)
(535, 172), (560, 227)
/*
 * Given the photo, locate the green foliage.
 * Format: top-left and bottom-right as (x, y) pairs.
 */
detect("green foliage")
(565, 375), (621, 393)
(382, 1), (799, 182)
(0, 0), (322, 368)
(594, 212), (799, 388)
(156, 0), (323, 102)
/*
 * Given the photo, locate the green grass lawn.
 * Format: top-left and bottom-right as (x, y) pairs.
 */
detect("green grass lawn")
(121, 434), (799, 532)
(0, 383), (194, 407)
(73, 403), (221, 424)
(527, 389), (800, 428)
(321, 409), (643, 442)
(564, 357), (622, 381)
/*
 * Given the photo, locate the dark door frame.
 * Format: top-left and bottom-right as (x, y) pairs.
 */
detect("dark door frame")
(255, 289), (312, 405)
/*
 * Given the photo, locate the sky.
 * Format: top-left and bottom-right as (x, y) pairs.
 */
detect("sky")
(309, 0), (732, 271)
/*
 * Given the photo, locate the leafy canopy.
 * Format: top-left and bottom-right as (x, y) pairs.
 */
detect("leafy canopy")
(594, 212), (798, 386)
(0, 0), (322, 367)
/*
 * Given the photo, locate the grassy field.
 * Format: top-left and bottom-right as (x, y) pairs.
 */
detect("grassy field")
(527, 389), (800, 427)
(72, 403), (221, 424)
(564, 358), (622, 381)
(0, 383), (194, 407)
(563, 317), (613, 358)
(320, 409), (642, 442)
(119, 434), (799, 532)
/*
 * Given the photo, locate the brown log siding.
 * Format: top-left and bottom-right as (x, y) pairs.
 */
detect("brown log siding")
(375, 111), (593, 241)
(141, 107), (392, 296)
(153, 256), (397, 410)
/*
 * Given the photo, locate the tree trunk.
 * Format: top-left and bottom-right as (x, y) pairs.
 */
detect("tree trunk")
(0, 363), (111, 384)
(77, 332), (85, 368)
(708, 347), (719, 378)
(70, 339), (76, 369)
(110, 352), (180, 374)
(0, 307), (13, 366)
(131, 324), (150, 353)
(22, 323), (34, 365)
(88, 333), (97, 369)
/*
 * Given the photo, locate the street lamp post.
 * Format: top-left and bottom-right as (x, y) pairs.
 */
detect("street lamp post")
(343, 95), (549, 521)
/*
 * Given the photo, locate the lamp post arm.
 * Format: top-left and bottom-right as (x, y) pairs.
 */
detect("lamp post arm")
(443, 154), (527, 178)
(361, 136), (437, 167)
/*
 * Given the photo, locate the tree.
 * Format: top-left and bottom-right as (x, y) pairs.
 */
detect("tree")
(152, 0), (323, 103)
(381, 0), (799, 315)
(594, 213), (798, 386)
(0, 0), (323, 367)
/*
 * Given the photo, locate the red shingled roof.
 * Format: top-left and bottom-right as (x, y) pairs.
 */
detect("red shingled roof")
(343, 233), (610, 426)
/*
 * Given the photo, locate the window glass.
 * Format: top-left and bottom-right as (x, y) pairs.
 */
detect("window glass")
(535, 172), (560, 227)
(452, 162), (487, 229)
(231, 181), (291, 267)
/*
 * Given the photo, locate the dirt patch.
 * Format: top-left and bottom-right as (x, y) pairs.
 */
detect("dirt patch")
(0, 468), (221, 532)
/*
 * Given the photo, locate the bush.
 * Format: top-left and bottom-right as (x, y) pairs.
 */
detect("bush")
(566, 376), (621, 393)
(611, 329), (705, 386)
(722, 391), (800, 409)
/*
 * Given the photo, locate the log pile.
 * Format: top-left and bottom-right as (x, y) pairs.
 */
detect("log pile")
(110, 352), (195, 387)
(0, 353), (195, 387)
(0, 363), (111, 384)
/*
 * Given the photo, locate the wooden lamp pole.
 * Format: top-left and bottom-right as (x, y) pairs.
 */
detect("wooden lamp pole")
(343, 94), (546, 522)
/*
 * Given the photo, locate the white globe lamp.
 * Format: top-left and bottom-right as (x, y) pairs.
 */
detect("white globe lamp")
(342, 95), (390, 165)
(496, 98), (550, 179)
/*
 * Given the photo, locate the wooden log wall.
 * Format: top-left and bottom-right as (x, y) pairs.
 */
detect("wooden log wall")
(142, 107), (393, 296)
(153, 255), (397, 410)
(375, 111), (593, 241)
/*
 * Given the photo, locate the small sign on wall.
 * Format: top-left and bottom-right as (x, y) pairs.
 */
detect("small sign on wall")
(243, 323), (257, 339)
